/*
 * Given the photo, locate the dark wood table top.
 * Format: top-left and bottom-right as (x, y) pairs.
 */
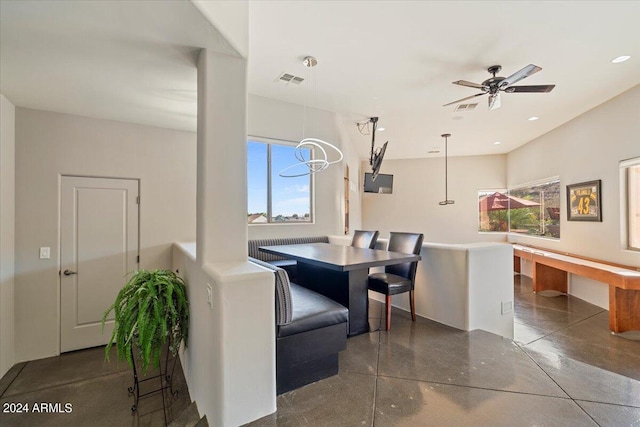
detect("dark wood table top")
(259, 242), (421, 272)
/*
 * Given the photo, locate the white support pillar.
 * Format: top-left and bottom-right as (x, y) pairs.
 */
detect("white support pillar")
(196, 49), (248, 265)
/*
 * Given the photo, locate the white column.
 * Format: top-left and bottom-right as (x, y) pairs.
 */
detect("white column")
(196, 49), (248, 265)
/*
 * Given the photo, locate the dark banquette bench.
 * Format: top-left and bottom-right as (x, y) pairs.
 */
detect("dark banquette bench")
(248, 236), (329, 282)
(249, 257), (348, 394)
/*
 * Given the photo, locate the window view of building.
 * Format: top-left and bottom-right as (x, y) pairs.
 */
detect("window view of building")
(478, 178), (561, 238)
(625, 160), (640, 251)
(247, 140), (312, 224)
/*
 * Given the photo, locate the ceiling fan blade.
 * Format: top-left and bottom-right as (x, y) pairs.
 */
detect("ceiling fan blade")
(452, 80), (486, 90)
(505, 84), (555, 93)
(499, 64), (542, 88)
(488, 93), (501, 110)
(443, 92), (486, 107)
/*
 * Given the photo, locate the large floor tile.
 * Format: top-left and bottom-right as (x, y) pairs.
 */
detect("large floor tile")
(577, 400), (640, 427)
(0, 363), (26, 397)
(245, 372), (376, 427)
(513, 300), (597, 336)
(524, 312), (640, 381)
(3, 346), (129, 397)
(513, 274), (533, 294)
(524, 348), (640, 406)
(0, 369), (189, 427)
(513, 322), (547, 345)
(378, 320), (567, 398)
(339, 331), (380, 376)
(516, 291), (605, 318)
(374, 377), (596, 427)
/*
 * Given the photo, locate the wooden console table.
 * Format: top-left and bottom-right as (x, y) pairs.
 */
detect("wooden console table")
(513, 245), (640, 333)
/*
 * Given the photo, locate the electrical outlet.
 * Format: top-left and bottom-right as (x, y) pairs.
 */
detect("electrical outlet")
(39, 247), (50, 259)
(501, 301), (513, 315)
(206, 283), (213, 310)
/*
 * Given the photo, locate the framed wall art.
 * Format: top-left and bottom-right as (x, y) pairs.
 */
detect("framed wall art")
(567, 180), (602, 222)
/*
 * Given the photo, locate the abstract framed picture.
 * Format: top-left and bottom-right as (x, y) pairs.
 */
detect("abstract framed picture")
(567, 180), (602, 222)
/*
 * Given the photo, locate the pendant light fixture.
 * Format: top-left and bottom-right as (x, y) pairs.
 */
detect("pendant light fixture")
(439, 133), (455, 205)
(279, 56), (343, 178)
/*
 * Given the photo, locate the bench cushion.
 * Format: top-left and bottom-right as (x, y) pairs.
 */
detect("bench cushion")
(278, 283), (348, 338)
(249, 257), (292, 325)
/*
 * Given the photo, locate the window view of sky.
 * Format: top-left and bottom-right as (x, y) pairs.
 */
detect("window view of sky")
(247, 141), (311, 222)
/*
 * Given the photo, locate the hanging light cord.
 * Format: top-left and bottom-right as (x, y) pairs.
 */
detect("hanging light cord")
(439, 133), (455, 205)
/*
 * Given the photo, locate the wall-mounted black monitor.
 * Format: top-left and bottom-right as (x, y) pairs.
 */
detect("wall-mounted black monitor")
(364, 173), (393, 194)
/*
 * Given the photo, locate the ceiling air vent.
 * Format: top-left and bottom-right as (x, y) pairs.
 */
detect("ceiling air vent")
(454, 103), (478, 112)
(275, 72), (304, 85)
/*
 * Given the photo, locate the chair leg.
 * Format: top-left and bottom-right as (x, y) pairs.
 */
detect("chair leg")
(385, 295), (392, 330)
(410, 290), (416, 322)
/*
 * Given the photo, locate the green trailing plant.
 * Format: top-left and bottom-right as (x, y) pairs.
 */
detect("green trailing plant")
(102, 269), (189, 373)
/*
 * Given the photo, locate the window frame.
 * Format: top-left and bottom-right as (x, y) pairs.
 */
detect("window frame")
(247, 136), (315, 225)
(621, 157), (640, 251)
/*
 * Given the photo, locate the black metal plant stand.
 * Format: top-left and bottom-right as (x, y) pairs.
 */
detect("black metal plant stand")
(128, 340), (180, 426)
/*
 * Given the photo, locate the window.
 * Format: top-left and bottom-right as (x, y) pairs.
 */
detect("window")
(509, 178), (561, 238)
(622, 158), (640, 251)
(478, 178), (561, 238)
(478, 189), (508, 232)
(247, 139), (312, 224)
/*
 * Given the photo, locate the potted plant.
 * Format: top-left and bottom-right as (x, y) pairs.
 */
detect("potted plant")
(102, 269), (189, 373)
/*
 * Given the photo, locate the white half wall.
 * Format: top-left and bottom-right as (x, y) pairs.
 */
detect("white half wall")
(362, 154), (507, 243)
(507, 85), (640, 307)
(173, 244), (275, 427)
(247, 95), (362, 239)
(14, 108), (196, 361)
(0, 94), (16, 377)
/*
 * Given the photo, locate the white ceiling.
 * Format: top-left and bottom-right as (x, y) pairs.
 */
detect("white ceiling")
(2, 1), (639, 160)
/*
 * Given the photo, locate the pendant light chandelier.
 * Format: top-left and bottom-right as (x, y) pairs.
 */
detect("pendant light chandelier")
(279, 56), (343, 178)
(439, 133), (455, 205)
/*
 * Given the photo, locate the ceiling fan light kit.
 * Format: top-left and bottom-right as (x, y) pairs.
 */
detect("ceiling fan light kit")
(444, 64), (555, 110)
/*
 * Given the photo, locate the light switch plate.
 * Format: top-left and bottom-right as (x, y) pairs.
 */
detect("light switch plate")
(39, 247), (51, 259)
(206, 283), (213, 310)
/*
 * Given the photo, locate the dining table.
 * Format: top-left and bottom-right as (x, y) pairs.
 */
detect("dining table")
(259, 242), (421, 336)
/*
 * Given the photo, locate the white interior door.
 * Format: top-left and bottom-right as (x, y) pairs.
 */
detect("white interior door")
(60, 176), (139, 353)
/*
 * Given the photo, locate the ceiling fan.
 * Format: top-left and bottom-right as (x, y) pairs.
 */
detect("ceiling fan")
(443, 64), (555, 110)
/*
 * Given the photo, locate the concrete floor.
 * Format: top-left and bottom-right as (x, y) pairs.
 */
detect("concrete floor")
(0, 347), (190, 426)
(247, 275), (640, 426)
(1, 275), (639, 426)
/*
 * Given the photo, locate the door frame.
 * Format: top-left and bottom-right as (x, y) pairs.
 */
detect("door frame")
(57, 174), (141, 354)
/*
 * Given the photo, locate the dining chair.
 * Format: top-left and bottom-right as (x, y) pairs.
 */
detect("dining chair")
(368, 232), (424, 330)
(351, 230), (380, 249)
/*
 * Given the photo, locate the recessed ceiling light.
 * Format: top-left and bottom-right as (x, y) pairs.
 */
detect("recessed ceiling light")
(494, 141), (501, 145)
(611, 55), (631, 64)
(378, 127), (385, 132)
(528, 116), (539, 121)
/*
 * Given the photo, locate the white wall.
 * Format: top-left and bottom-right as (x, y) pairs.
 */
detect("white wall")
(247, 95), (361, 239)
(0, 94), (16, 377)
(362, 154), (507, 243)
(507, 85), (640, 307)
(14, 108), (196, 361)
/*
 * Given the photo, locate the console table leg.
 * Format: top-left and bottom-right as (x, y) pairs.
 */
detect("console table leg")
(609, 286), (640, 333)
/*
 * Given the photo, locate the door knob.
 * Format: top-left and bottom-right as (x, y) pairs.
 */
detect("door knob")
(63, 269), (77, 276)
